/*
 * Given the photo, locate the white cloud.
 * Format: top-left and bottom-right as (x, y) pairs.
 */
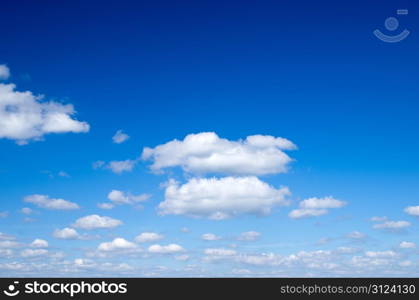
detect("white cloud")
(0, 240), (20, 248)
(203, 248), (237, 261)
(135, 232), (164, 243)
(58, 171), (70, 178)
(0, 65), (10, 80)
(346, 231), (366, 240)
(237, 231), (261, 241)
(365, 250), (397, 258)
(73, 215), (122, 230)
(148, 244), (184, 254)
(112, 130), (130, 144)
(373, 220), (410, 231)
(0, 233), (15, 241)
(175, 254), (190, 261)
(404, 206), (419, 217)
(20, 249), (48, 258)
(400, 241), (416, 249)
(0, 79), (89, 144)
(370, 216), (388, 222)
(202, 233), (221, 241)
(142, 132), (296, 175)
(107, 160), (137, 174)
(30, 239), (48, 248)
(159, 176), (290, 220)
(24, 194), (79, 210)
(92, 160), (105, 169)
(53, 228), (82, 240)
(0, 211), (9, 218)
(107, 190), (150, 205)
(21, 207), (34, 215)
(289, 196), (346, 219)
(98, 238), (137, 252)
(97, 203), (114, 210)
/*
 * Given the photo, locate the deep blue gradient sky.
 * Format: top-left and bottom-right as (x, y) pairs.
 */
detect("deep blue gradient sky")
(0, 0), (418, 276)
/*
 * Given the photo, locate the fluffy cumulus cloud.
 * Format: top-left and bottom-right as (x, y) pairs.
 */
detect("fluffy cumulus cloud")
(201, 233), (221, 241)
(107, 160), (137, 174)
(53, 228), (82, 240)
(372, 220), (411, 231)
(0, 73), (89, 144)
(98, 238), (137, 252)
(30, 239), (48, 248)
(135, 232), (164, 243)
(148, 244), (184, 254)
(142, 132), (297, 175)
(0, 65), (10, 80)
(72, 215), (122, 230)
(289, 196), (346, 219)
(159, 176), (290, 220)
(404, 206), (419, 217)
(112, 130), (130, 144)
(24, 194), (79, 210)
(237, 231), (261, 241)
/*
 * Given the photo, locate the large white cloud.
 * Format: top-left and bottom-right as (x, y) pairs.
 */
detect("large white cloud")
(24, 194), (79, 210)
(73, 215), (122, 230)
(0, 65), (10, 80)
(142, 132), (296, 175)
(289, 196), (346, 219)
(159, 176), (290, 220)
(0, 79), (89, 144)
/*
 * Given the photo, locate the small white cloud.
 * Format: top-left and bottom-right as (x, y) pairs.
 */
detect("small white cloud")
(20, 248), (48, 258)
(98, 238), (137, 252)
(373, 220), (410, 231)
(159, 176), (290, 220)
(289, 196), (346, 219)
(148, 244), (184, 254)
(0, 240), (20, 248)
(58, 171), (70, 178)
(0, 211), (9, 218)
(175, 254), (190, 261)
(135, 232), (164, 243)
(365, 250), (397, 258)
(142, 132), (296, 175)
(400, 241), (416, 249)
(346, 231), (366, 240)
(0, 65), (10, 80)
(97, 203), (115, 210)
(204, 248), (237, 257)
(237, 231), (261, 241)
(30, 239), (48, 248)
(201, 233), (221, 241)
(21, 207), (34, 215)
(112, 130), (130, 144)
(92, 160), (106, 169)
(73, 215), (122, 230)
(107, 160), (137, 174)
(404, 206), (419, 217)
(108, 190), (150, 205)
(24, 194), (79, 210)
(370, 216), (388, 222)
(53, 228), (82, 240)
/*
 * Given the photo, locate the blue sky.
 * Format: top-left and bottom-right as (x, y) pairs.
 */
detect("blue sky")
(0, 0), (419, 276)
